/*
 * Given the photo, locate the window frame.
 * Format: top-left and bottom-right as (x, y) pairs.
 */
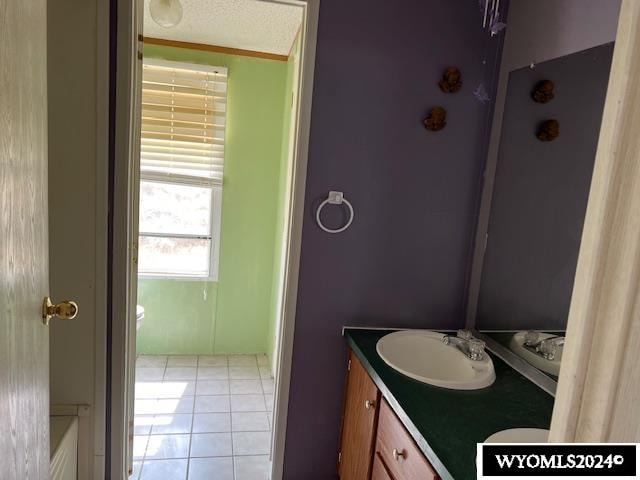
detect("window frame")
(137, 58), (226, 281)
(138, 176), (223, 281)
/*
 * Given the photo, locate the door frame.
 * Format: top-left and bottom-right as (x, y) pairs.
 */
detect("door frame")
(549, 0), (640, 442)
(108, 0), (319, 478)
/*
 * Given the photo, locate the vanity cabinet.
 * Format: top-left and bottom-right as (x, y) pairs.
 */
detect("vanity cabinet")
(339, 350), (439, 480)
(338, 351), (381, 480)
(374, 399), (438, 480)
(371, 453), (395, 480)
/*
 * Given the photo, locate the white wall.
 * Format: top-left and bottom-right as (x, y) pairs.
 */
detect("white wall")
(467, 0), (622, 324)
(48, 0), (108, 477)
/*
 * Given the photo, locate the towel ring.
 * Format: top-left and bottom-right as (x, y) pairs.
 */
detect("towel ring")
(316, 191), (354, 234)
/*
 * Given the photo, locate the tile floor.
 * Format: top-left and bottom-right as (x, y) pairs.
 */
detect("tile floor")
(131, 354), (275, 480)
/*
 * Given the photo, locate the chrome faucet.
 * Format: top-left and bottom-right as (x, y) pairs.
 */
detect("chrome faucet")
(523, 331), (565, 361)
(442, 330), (487, 361)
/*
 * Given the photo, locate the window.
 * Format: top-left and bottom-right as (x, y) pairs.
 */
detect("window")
(138, 59), (228, 279)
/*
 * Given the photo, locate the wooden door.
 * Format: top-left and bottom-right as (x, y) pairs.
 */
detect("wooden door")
(338, 351), (381, 480)
(0, 0), (50, 479)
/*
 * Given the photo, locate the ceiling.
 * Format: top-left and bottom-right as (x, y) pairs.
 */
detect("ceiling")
(143, 0), (303, 56)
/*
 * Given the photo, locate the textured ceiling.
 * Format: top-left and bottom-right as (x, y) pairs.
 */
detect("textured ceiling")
(143, 0), (303, 56)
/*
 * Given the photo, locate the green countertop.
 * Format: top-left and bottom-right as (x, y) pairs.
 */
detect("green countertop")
(344, 328), (555, 480)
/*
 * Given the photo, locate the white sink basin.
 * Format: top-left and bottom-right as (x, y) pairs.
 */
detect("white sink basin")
(509, 331), (563, 376)
(485, 428), (549, 443)
(376, 330), (496, 390)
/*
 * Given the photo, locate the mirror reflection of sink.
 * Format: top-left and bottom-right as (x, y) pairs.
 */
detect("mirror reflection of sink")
(376, 330), (495, 390)
(509, 331), (563, 376)
(485, 428), (549, 443)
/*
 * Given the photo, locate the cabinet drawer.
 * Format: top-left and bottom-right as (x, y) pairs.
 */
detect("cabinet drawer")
(375, 399), (438, 480)
(371, 453), (395, 480)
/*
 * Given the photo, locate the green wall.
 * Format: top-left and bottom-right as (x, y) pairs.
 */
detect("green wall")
(137, 45), (290, 355)
(266, 35), (300, 364)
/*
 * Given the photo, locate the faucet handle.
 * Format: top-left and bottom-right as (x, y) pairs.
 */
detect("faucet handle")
(524, 330), (540, 346)
(537, 339), (558, 360)
(457, 329), (473, 340)
(468, 339), (486, 361)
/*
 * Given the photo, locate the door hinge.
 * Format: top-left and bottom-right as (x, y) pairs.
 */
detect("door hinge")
(338, 451), (342, 463)
(347, 359), (351, 371)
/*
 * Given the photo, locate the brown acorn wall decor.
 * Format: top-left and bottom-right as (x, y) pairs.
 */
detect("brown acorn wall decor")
(537, 119), (560, 141)
(423, 107), (447, 131)
(532, 80), (555, 103)
(439, 67), (462, 93)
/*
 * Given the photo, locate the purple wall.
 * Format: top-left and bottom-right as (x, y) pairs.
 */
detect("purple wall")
(283, 1), (505, 477)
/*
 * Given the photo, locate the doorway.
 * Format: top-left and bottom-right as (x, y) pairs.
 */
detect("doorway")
(119, 1), (316, 479)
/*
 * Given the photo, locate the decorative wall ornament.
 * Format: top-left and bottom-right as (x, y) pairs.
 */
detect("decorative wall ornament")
(473, 83), (491, 104)
(439, 67), (462, 93)
(537, 119), (560, 141)
(480, 0), (505, 36)
(532, 80), (555, 103)
(423, 107), (447, 132)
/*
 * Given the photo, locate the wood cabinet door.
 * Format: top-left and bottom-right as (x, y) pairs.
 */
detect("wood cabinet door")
(372, 453), (397, 480)
(338, 351), (381, 480)
(375, 399), (439, 480)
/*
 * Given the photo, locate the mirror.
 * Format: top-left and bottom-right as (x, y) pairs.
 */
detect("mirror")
(474, 42), (615, 379)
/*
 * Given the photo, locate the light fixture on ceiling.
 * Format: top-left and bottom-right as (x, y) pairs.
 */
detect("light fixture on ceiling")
(149, 0), (183, 28)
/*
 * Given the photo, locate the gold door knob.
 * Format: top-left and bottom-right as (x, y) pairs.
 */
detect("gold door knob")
(42, 297), (78, 325)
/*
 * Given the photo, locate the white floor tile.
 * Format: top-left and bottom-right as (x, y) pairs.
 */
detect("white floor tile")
(197, 367), (229, 380)
(164, 367), (197, 381)
(258, 366), (272, 380)
(256, 355), (269, 367)
(267, 412), (273, 428)
(189, 433), (232, 457)
(134, 416), (154, 435)
(192, 413), (231, 433)
(230, 380), (263, 395)
(197, 355), (228, 367)
(229, 367), (260, 380)
(227, 355), (258, 367)
(136, 397), (194, 416)
(188, 456), (233, 480)
(150, 414), (193, 435)
(140, 459), (187, 480)
(194, 395), (230, 413)
(230, 395), (267, 413)
(158, 396), (195, 414)
(135, 399), (160, 416)
(231, 412), (270, 432)
(234, 455), (271, 480)
(196, 380), (230, 395)
(145, 434), (190, 459)
(167, 355), (198, 367)
(261, 379), (274, 394)
(133, 436), (148, 460)
(135, 381), (195, 399)
(232, 431), (271, 456)
(137, 356), (167, 368)
(136, 368), (166, 382)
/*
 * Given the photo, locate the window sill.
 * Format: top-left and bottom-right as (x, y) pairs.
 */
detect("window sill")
(137, 274), (218, 283)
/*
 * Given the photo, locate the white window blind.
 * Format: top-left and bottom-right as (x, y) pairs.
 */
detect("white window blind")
(141, 59), (228, 186)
